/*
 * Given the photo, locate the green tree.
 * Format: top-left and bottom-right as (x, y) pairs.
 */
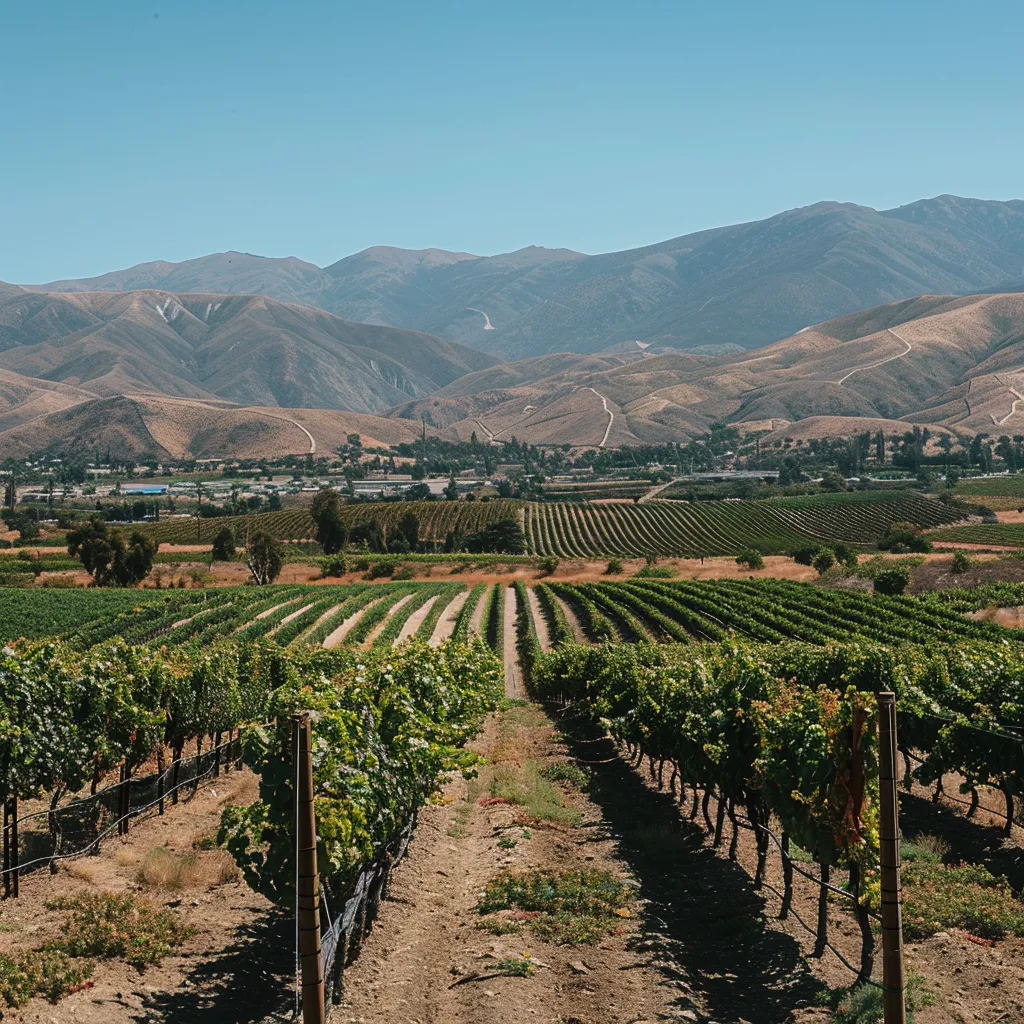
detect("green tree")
(67, 518), (157, 586)
(211, 526), (236, 562)
(246, 531), (283, 585)
(812, 548), (837, 575)
(310, 488), (347, 555)
(465, 519), (526, 554)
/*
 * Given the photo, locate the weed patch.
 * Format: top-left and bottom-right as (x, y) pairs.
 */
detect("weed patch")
(0, 951), (93, 1008)
(541, 761), (590, 790)
(45, 891), (195, 969)
(477, 869), (633, 945)
(489, 762), (580, 825)
(902, 862), (1024, 940)
(831, 972), (934, 1023)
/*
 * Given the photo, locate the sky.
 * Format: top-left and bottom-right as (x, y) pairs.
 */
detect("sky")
(3, 0), (1024, 282)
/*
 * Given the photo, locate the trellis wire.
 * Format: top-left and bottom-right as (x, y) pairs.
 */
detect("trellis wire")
(1, 733), (242, 881)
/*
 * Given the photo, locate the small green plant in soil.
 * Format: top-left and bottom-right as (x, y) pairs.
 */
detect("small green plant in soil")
(830, 972), (934, 1023)
(488, 762), (580, 826)
(448, 803), (473, 839)
(902, 862), (1024, 940)
(45, 891), (195, 969)
(0, 951), (94, 1008)
(541, 761), (590, 790)
(477, 869), (633, 945)
(497, 835), (518, 850)
(495, 954), (535, 977)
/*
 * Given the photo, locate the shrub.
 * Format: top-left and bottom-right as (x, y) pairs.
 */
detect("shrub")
(366, 556), (399, 579)
(874, 566), (910, 595)
(790, 545), (821, 566)
(537, 556), (560, 575)
(635, 564), (675, 579)
(604, 558), (623, 575)
(211, 526), (236, 562)
(811, 548), (836, 575)
(950, 549), (972, 575)
(736, 549), (764, 570)
(321, 554), (347, 577)
(879, 521), (932, 554)
(831, 542), (860, 570)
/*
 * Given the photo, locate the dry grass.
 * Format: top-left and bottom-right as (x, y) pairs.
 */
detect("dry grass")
(136, 846), (238, 890)
(62, 860), (99, 883)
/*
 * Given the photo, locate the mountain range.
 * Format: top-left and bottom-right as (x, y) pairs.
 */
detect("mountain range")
(4, 195), (1024, 458)
(390, 292), (1024, 445)
(27, 195), (1024, 359)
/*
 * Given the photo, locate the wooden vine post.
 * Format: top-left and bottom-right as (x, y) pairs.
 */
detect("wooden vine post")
(877, 692), (907, 1024)
(294, 713), (325, 1024)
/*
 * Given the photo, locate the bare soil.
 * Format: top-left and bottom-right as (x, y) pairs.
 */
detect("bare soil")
(0, 768), (291, 1024)
(339, 707), (688, 1024)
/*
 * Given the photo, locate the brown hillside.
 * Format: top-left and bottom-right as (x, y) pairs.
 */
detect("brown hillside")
(0, 395), (430, 460)
(0, 289), (496, 413)
(389, 292), (1024, 444)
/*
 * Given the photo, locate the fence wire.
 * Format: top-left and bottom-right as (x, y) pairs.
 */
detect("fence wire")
(2, 736), (240, 881)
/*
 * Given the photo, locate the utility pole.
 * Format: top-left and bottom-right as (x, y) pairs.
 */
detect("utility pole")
(294, 714), (325, 1024)
(877, 693), (907, 1024)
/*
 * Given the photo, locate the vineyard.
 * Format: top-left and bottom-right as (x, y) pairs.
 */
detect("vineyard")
(2, 566), (1023, 1016)
(139, 500), (523, 546)
(127, 490), (965, 559)
(927, 522), (1024, 547)
(536, 578), (1009, 646)
(523, 491), (964, 557)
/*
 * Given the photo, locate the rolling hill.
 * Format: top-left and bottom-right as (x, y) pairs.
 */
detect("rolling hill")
(0, 394), (430, 461)
(30, 195), (1024, 359)
(0, 289), (496, 413)
(390, 292), (1024, 445)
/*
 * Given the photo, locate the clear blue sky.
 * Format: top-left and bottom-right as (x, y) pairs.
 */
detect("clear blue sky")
(4, 0), (1023, 282)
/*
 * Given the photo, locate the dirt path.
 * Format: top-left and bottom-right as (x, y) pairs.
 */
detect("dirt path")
(430, 590), (468, 646)
(502, 585), (520, 698)
(583, 386), (614, 447)
(253, 597), (300, 620)
(363, 593), (413, 647)
(339, 705), (681, 1024)
(396, 594), (439, 645)
(275, 601), (314, 627)
(469, 585), (490, 637)
(554, 593), (587, 642)
(525, 585), (552, 651)
(638, 477), (678, 502)
(323, 598), (382, 648)
(834, 326), (913, 385)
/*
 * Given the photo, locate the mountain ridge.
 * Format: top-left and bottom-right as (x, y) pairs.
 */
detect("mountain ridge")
(23, 195), (1024, 359)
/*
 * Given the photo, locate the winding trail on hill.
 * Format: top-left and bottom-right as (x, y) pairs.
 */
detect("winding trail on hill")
(832, 327), (913, 386)
(583, 386), (614, 446)
(465, 307), (496, 330)
(995, 377), (1024, 425)
(263, 411), (316, 453)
